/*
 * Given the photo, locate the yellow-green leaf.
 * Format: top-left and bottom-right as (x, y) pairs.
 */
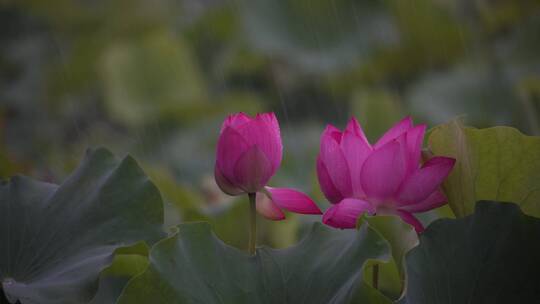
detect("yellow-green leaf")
(428, 119), (540, 217)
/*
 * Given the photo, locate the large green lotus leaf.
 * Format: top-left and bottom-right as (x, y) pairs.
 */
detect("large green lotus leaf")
(428, 120), (540, 217)
(402, 201), (540, 303)
(117, 222), (390, 304)
(0, 148), (164, 304)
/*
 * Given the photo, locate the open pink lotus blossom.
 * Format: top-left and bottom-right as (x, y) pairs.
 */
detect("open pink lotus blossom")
(317, 116), (455, 232)
(215, 112), (321, 220)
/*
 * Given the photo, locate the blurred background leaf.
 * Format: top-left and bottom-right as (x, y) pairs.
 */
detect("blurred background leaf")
(100, 30), (208, 126)
(241, 0), (396, 73)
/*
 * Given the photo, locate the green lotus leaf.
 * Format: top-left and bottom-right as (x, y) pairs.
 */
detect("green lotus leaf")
(118, 222), (390, 304)
(402, 201), (540, 303)
(0, 148), (164, 304)
(428, 119), (540, 217)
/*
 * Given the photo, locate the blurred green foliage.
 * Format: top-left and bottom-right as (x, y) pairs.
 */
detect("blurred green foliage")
(1, 0), (539, 267)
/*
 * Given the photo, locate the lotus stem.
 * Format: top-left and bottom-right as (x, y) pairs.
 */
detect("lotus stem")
(372, 264), (379, 290)
(248, 192), (257, 255)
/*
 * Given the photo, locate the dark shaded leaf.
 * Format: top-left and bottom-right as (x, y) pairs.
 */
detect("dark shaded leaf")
(402, 201), (540, 304)
(0, 148), (164, 304)
(118, 222), (390, 304)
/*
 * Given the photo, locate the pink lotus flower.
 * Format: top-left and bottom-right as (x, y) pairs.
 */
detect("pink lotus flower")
(215, 112), (321, 220)
(317, 116), (455, 232)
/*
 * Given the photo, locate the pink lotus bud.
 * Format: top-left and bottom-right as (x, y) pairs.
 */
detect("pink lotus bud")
(317, 116), (455, 232)
(215, 112), (321, 219)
